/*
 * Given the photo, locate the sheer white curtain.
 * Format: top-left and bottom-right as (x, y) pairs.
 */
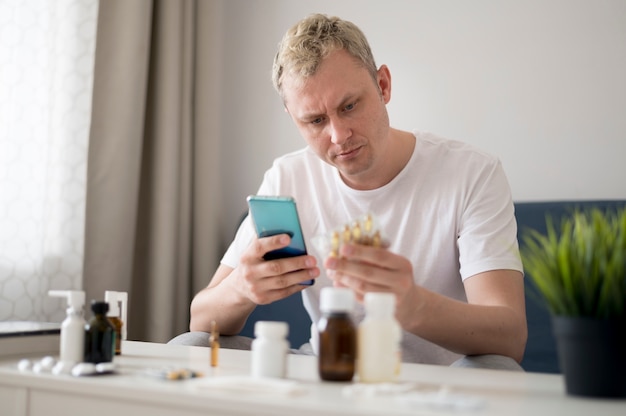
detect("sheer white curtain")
(0, 0), (98, 322)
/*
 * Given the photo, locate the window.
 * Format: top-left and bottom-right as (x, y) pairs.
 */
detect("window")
(0, 0), (98, 322)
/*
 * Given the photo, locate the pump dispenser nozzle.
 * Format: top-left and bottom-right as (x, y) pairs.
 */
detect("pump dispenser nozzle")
(49, 290), (85, 311)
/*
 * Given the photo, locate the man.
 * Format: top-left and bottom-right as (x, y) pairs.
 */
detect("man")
(187, 14), (527, 369)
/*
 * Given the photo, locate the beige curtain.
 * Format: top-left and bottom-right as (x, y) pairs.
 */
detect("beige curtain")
(84, 0), (222, 343)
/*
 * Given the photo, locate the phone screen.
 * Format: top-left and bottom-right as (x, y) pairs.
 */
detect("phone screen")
(246, 195), (313, 285)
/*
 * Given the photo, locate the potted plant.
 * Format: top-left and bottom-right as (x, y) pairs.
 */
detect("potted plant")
(521, 207), (626, 398)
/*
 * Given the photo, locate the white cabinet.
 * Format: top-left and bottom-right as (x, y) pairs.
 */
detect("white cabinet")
(28, 390), (208, 416)
(0, 385), (27, 416)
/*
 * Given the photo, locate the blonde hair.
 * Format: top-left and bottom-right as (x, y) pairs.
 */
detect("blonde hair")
(272, 14), (378, 97)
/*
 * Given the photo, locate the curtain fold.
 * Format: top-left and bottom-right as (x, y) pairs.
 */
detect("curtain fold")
(84, 0), (222, 343)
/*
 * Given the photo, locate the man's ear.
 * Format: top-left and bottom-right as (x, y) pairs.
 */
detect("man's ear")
(377, 64), (392, 104)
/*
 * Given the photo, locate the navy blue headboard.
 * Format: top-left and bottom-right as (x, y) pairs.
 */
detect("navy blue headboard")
(240, 291), (312, 349)
(239, 200), (626, 373)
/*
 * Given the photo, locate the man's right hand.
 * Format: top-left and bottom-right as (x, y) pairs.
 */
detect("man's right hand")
(234, 233), (320, 304)
(190, 233), (319, 335)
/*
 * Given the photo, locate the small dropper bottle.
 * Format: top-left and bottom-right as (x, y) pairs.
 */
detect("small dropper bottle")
(318, 287), (356, 382)
(84, 301), (116, 364)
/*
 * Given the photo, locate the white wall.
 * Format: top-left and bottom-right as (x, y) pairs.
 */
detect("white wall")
(218, 0), (626, 245)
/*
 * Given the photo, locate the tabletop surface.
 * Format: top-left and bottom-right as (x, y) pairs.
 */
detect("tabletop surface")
(1, 340), (624, 416)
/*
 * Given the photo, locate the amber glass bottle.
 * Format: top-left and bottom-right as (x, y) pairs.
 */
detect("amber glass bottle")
(318, 287), (356, 382)
(108, 316), (122, 355)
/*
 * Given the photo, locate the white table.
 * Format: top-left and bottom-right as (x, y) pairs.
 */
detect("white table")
(0, 340), (624, 416)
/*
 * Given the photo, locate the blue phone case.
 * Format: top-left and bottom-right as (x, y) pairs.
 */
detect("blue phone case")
(246, 195), (313, 285)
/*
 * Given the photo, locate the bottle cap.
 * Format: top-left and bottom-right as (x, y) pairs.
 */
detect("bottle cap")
(254, 321), (288, 338)
(364, 292), (396, 317)
(320, 287), (354, 313)
(91, 301), (109, 315)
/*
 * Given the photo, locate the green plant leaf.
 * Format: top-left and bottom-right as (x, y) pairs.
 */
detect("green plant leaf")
(520, 207), (626, 319)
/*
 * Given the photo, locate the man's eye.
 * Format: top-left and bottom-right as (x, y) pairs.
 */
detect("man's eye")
(344, 103), (355, 112)
(311, 117), (323, 125)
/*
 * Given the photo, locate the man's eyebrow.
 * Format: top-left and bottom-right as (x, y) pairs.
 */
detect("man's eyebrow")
(298, 94), (357, 121)
(299, 111), (324, 122)
(337, 93), (359, 111)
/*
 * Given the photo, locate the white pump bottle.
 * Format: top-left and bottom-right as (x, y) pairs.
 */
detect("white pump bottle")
(48, 290), (86, 373)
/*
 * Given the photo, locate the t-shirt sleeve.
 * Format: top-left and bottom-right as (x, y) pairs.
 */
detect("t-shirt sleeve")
(457, 159), (523, 279)
(221, 214), (254, 269)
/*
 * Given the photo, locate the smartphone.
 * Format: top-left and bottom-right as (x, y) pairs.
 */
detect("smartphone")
(246, 195), (313, 285)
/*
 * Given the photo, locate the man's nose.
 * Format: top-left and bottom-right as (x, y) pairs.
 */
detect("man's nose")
(329, 117), (351, 145)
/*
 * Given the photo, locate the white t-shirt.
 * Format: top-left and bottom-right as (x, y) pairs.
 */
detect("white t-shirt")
(222, 130), (523, 365)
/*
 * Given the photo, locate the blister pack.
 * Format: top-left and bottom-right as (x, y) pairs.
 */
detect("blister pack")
(312, 213), (387, 258)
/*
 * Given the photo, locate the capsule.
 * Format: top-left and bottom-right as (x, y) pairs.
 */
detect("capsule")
(364, 214), (373, 234)
(330, 231), (340, 257)
(342, 224), (351, 244)
(372, 230), (382, 248)
(352, 221), (362, 244)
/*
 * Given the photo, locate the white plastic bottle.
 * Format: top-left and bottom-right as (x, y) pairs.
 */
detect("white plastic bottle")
(48, 290), (86, 374)
(250, 321), (289, 378)
(104, 291), (128, 355)
(357, 292), (402, 383)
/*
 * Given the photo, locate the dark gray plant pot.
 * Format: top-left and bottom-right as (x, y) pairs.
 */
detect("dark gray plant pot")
(552, 316), (626, 398)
